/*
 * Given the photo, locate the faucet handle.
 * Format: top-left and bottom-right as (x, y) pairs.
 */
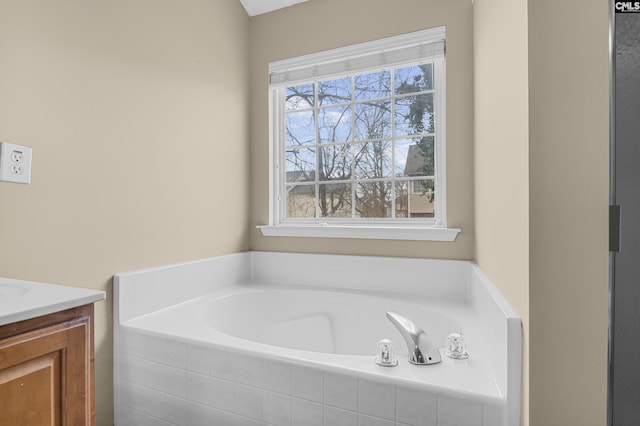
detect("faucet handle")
(375, 339), (399, 367)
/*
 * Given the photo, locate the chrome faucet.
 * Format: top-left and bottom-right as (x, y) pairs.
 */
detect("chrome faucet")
(386, 311), (442, 365)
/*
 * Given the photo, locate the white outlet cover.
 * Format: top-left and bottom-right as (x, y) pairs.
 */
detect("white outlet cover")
(0, 142), (32, 184)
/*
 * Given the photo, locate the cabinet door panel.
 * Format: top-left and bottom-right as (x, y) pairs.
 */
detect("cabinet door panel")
(0, 318), (90, 426)
(0, 352), (61, 426)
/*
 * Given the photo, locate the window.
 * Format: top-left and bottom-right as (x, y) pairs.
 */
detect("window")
(260, 27), (460, 241)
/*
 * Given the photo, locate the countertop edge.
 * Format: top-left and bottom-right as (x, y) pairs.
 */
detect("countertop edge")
(0, 282), (106, 327)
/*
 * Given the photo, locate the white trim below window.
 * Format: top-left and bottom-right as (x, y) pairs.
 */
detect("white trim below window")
(257, 224), (461, 241)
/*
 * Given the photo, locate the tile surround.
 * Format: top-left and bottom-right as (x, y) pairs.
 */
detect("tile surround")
(115, 328), (505, 426)
(324, 405), (358, 426)
(263, 359), (292, 394)
(292, 364), (323, 402)
(292, 398), (323, 426)
(211, 377), (236, 412)
(396, 386), (437, 426)
(324, 372), (358, 411)
(358, 378), (396, 420)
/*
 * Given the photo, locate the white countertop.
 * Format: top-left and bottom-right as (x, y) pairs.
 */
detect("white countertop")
(0, 277), (106, 326)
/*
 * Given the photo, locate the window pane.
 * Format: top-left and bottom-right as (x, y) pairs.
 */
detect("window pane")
(354, 142), (392, 180)
(285, 147), (315, 182)
(286, 184), (316, 218)
(355, 71), (391, 100)
(318, 77), (351, 105)
(394, 93), (434, 136)
(319, 105), (352, 143)
(286, 110), (315, 146)
(394, 64), (433, 94)
(354, 101), (391, 140)
(394, 181), (409, 218)
(286, 84), (314, 111)
(318, 183), (352, 218)
(355, 181), (392, 218)
(276, 46), (444, 225)
(396, 179), (435, 218)
(318, 144), (352, 181)
(394, 139), (411, 177)
(395, 138), (434, 177)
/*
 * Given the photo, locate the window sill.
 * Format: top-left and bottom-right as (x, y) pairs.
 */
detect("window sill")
(257, 224), (461, 241)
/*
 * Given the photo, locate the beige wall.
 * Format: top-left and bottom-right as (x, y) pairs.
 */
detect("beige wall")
(473, 0), (530, 424)
(0, 0), (613, 425)
(475, 0), (610, 424)
(0, 1), (250, 425)
(528, 0), (609, 425)
(249, 0), (475, 260)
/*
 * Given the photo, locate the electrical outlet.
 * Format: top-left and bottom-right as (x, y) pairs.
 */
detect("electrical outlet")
(0, 142), (32, 184)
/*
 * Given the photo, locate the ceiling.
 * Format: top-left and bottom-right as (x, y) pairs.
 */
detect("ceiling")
(239, 0), (310, 16)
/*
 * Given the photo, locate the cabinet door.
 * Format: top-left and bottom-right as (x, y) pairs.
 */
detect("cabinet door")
(0, 317), (91, 426)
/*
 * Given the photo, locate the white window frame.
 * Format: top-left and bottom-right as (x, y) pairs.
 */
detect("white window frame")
(258, 27), (460, 241)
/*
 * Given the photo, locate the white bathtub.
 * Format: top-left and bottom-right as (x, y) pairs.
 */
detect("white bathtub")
(114, 252), (521, 426)
(203, 285), (463, 356)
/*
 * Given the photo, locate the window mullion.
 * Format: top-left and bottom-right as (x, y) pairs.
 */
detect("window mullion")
(350, 75), (356, 219)
(277, 87), (285, 223)
(314, 81), (320, 219)
(390, 69), (396, 219)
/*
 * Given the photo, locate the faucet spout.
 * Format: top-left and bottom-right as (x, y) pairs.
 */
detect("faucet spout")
(386, 311), (442, 365)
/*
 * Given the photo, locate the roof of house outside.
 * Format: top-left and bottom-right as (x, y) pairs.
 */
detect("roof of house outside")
(403, 144), (427, 177)
(286, 170), (315, 194)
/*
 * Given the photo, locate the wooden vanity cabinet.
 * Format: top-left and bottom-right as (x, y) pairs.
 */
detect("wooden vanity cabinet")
(0, 304), (96, 426)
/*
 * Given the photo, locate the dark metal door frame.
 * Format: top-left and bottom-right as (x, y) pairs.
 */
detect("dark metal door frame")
(609, 3), (640, 424)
